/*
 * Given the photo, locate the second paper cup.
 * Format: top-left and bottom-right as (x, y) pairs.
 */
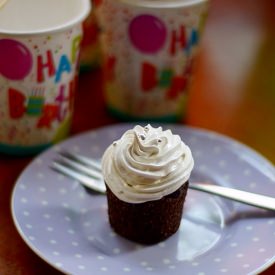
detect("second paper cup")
(96, 0), (208, 122)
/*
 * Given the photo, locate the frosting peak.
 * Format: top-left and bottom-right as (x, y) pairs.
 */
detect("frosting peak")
(102, 125), (194, 203)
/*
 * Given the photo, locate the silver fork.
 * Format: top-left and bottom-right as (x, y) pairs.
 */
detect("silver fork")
(51, 151), (275, 211)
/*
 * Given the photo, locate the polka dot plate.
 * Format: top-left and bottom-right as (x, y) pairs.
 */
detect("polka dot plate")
(11, 124), (275, 275)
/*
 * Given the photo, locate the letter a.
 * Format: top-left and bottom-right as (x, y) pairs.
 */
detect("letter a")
(55, 55), (72, 83)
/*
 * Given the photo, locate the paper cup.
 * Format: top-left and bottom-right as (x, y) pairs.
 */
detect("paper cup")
(96, 0), (208, 122)
(0, 0), (91, 155)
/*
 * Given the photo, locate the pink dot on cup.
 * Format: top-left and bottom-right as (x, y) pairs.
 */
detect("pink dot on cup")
(129, 15), (167, 54)
(0, 39), (33, 80)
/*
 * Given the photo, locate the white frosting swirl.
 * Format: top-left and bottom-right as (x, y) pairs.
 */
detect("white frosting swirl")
(102, 125), (194, 203)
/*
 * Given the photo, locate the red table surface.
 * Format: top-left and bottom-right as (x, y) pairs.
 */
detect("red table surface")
(0, 0), (274, 274)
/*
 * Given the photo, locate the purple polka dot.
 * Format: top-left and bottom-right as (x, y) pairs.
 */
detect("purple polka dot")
(129, 14), (167, 54)
(0, 39), (33, 80)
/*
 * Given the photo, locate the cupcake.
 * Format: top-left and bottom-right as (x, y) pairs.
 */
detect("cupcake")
(101, 125), (194, 244)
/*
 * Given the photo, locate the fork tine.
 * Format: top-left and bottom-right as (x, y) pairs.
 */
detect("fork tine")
(59, 151), (102, 171)
(56, 155), (103, 180)
(51, 161), (106, 194)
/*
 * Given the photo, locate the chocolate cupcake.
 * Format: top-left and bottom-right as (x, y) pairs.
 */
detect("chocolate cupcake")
(102, 125), (194, 244)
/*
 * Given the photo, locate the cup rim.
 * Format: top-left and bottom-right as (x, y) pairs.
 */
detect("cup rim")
(118, 0), (208, 9)
(0, 0), (91, 36)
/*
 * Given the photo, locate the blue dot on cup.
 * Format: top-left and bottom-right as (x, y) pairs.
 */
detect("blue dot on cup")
(128, 14), (167, 54)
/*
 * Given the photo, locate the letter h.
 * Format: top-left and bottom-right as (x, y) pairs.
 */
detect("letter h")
(170, 25), (187, 56)
(37, 50), (56, 83)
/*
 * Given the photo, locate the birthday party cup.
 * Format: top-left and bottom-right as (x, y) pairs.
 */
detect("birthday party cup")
(96, 0), (208, 122)
(0, 0), (91, 155)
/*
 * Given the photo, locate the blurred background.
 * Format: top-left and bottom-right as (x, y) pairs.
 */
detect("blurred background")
(78, 0), (275, 164)
(186, 0), (275, 164)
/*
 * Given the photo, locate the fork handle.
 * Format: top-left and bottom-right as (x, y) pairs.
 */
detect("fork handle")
(189, 183), (275, 211)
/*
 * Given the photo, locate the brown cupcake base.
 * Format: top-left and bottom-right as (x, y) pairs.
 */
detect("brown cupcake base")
(106, 182), (189, 245)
